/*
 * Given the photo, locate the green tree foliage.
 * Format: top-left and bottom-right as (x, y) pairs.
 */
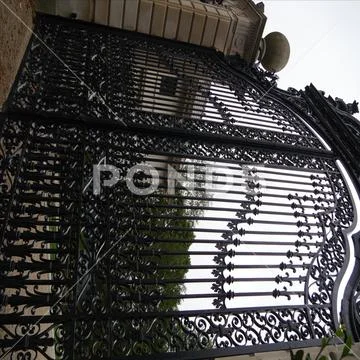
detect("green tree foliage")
(143, 194), (194, 311)
(290, 326), (354, 360)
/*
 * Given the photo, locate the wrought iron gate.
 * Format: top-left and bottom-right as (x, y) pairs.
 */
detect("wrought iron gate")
(0, 13), (358, 360)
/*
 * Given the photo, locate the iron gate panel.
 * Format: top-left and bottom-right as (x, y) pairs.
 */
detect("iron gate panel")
(7, 14), (324, 151)
(0, 13), (356, 360)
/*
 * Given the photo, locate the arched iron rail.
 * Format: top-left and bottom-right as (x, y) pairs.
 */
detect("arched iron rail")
(1, 12), (359, 360)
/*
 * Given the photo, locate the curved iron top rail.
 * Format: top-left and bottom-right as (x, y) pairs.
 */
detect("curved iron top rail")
(1, 12), (360, 360)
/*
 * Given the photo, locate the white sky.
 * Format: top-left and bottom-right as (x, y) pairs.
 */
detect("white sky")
(239, 0), (360, 318)
(260, 0), (360, 119)
(179, 0), (360, 309)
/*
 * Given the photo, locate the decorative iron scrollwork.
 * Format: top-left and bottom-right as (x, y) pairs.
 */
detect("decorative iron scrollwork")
(0, 12), (356, 360)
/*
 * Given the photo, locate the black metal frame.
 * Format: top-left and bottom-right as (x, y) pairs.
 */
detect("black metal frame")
(0, 13), (359, 360)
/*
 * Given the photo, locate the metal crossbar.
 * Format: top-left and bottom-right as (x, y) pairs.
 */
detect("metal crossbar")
(0, 13), (357, 360)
